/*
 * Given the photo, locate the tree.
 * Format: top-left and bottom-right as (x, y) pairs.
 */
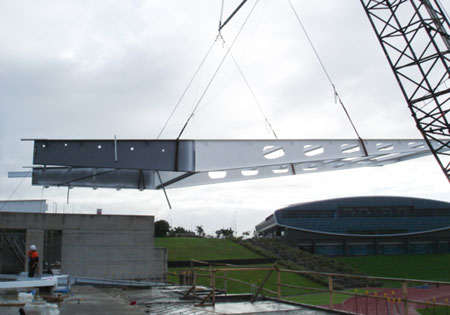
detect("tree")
(221, 228), (234, 237)
(154, 220), (170, 237)
(170, 226), (195, 236)
(172, 226), (188, 234)
(215, 228), (234, 238)
(195, 225), (205, 237)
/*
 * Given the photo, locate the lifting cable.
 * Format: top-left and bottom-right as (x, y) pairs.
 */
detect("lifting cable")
(157, 39), (217, 139)
(176, 0), (261, 140)
(224, 40), (278, 139)
(219, 0), (278, 138)
(287, 0), (368, 156)
(219, 0), (226, 31)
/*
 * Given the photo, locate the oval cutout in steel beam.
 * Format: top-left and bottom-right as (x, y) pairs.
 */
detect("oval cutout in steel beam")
(263, 146), (285, 160)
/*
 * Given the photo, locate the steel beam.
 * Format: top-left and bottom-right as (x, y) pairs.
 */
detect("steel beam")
(32, 139), (195, 171)
(23, 138), (447, 190)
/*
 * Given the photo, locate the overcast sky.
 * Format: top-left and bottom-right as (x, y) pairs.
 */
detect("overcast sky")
(1, 0), (449, 236)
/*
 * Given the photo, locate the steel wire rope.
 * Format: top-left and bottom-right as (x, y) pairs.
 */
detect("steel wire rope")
(194, 0), (268, 115)
(0, 171), (32, 210)
(287, 0), (368, 155)
(219, 0), (226, 30)
(189, 57), (205, 120)
(176, 0), (261, 140)
(156, 39), (217, 139)
(223, 40), (278, 139)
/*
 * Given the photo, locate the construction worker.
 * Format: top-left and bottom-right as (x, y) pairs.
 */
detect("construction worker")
(27, 245), (39, 277)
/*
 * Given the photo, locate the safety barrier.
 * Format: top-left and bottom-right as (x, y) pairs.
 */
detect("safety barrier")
(168, 259), (450, 315)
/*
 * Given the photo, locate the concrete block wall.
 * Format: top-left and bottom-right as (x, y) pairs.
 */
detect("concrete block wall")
(61, 230), (165, 280)
(0, 212), (166, 280)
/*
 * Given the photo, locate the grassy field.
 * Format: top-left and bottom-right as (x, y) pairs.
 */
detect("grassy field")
(335, 254), (450, 282)
(156, 238), (450, 307)
(417, 306), (450, 315)
(284, 289), (377, 306)
(154, 237), (263, 261)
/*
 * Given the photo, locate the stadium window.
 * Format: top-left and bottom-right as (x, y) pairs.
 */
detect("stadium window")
(360, 208), (369, 217)
(383, 208), (391, 216)
(344, 208), (352, 217)
(433, 209), (450, 216)
(438, 209), (450, 216)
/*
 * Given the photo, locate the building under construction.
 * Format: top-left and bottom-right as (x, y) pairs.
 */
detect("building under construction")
(0, 200), (167, 280)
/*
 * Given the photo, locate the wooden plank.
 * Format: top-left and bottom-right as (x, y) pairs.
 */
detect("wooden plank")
(0, 303), (26, 307)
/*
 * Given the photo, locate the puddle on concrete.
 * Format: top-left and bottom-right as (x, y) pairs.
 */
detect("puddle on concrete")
(202, 300), (330, 314)
(125, 286), (332, 314)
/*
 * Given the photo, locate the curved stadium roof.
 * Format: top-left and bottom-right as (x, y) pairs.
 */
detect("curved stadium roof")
(256, 196), (450, 238)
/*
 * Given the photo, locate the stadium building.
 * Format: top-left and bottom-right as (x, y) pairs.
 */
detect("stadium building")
(255, 196), (450, 256)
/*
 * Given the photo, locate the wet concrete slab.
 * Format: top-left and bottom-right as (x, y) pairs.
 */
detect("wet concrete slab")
(201, 300), (329, 314)
(59, 285), (145, 315)
(2, 285), (334, 314)
(124, 286), (333, 314)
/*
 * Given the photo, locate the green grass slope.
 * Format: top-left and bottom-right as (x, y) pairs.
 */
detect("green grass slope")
(154, 237), (263, 261)
(335, 254), (450, 282)
(156, 237), (326, 297)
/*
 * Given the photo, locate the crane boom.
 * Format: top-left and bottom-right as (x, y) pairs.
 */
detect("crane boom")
(360, 0), (450, 183)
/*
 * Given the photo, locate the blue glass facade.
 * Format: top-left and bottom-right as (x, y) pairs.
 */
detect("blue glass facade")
(273, 196), (450, 236)
(255, 196), (450, 256)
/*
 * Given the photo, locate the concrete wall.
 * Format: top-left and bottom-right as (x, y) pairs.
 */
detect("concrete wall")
(0, 212), (167, 280)
(61, 230), (167, 280)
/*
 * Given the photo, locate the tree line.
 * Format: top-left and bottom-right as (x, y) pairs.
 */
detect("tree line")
(154, 220), (249, 238)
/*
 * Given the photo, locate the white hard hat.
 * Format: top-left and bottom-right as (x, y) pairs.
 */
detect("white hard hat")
(30, 245), (36, 251)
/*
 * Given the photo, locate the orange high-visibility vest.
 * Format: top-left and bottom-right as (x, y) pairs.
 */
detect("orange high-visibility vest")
(27, 250), (39, 260)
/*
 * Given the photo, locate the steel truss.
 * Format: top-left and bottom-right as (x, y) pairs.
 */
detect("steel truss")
(360, 0), (450, 182)
(13, 138), (445, 190)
